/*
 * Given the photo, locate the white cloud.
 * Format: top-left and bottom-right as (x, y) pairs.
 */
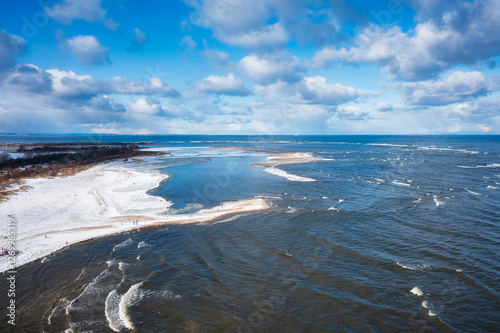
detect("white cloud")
(240, 51), (303, 84)
(5, 64), (53, 94)
(46, 68), (180, 99)
(222, 23), (288, 49)
(402, 71), (491, 106)
(185, 0), (290, 49)
(375, 101), (394, 112)
(128, 98), (163, 115)
(64, 35), (110, 65)
(45, 0), (118, 30)
(257, 76), (378, 105)
(198, 72), (251, 96)
(0, 30), (26, 70)
(312, 0), (500, 81)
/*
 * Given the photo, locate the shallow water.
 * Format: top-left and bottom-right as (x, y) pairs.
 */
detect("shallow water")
(1, 135), (500, 332)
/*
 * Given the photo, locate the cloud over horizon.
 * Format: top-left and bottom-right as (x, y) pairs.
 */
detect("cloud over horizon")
(0, 0), (499, 134)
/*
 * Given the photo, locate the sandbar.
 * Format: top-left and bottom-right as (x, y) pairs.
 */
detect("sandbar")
(0, 162), (269, 272)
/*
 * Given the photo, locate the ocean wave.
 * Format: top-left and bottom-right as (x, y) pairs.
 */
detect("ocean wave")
(410, 287), (424, 296)
(417, 146), (479, 154)
(467, 189), (484, 196)
(397, 262), (431, 271)
(433, 196), (445, 207)
(366, 143), (408, 147)
(113, 238), (134, 252)
(392, 180), (411, 187)
(138, 241), (153, 248)
(105, 290), (126, 332)
(458, 163), (500, 169)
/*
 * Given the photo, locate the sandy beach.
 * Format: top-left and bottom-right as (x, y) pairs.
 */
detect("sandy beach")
(0, 162), (269, 272)
(251, 152), (333, 182)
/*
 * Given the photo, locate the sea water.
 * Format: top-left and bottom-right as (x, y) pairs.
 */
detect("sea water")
(1, 135), (499, 332)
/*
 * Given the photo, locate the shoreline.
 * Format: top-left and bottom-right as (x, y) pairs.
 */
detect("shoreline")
(216, 147), (333, 182)
(0, 160), (269, 273)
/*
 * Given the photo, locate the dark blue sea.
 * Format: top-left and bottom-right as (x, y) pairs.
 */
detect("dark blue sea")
(1, 135), (500, 332)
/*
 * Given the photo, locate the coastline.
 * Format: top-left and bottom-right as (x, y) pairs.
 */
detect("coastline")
(0, 160), (269, 273)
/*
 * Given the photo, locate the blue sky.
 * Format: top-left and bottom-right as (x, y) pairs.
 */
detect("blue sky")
(1, 0), (499, 134)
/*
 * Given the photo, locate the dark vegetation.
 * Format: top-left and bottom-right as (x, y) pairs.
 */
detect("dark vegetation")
(0, 144), (167, 200)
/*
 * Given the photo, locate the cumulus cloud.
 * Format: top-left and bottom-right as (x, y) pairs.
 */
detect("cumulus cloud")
(375, 102), (394, 112)
(401, 71), (491, 106)
(312, 0), (500, 81)
(128, 98), (164, 115)
(334, 106), (371, 120)
(186, 0), (273, 48)
(47, 68), (180, 99)
(1, 65), (180, 102)
(184, 0), (373, 49)
(222, 23), (288, 49)
(240, 51), (303, 84)
(45, 0), (118, 30)
(197, 72), (251, 96)
(257, 76), (378, 105)
(5, 64), (53, 94)
(127, 98), (199, 121)
(0, 31), (26, 70)
(63, 35), (110, 65)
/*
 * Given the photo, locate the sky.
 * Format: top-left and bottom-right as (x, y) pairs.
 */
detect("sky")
(0, 0), (500, 135)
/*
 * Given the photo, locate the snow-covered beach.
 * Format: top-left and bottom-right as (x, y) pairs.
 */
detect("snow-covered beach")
(0, 161), (269, 272)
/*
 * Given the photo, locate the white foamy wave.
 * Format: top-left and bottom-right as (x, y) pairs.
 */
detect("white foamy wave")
(433, 197), (445, 207)
(397, 263), (430, 271)
(458, 163), (500, 169)
(422, 300), (429, 309)
(467, 189), (484, 196)
(328, 207), (340, 212)
(418, 146), (479, 154)
(118, 283), (143, 330)
(118, 262), (134, 274)
(393, 180), (411, 187)
(410, 287), (424, 296)
(367, 143), (408, 147)
(105, 290), (126, 332)
(428, 310), (437, 317)
(286, 206), (298, 214)
(338, 199), (345, 203)
(487, 186), (499, 189)
(75, 267), (86, 281)
(137, 241), (152, 248)
(47, 298), (70, 325)
(113, 238), (134, 252)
